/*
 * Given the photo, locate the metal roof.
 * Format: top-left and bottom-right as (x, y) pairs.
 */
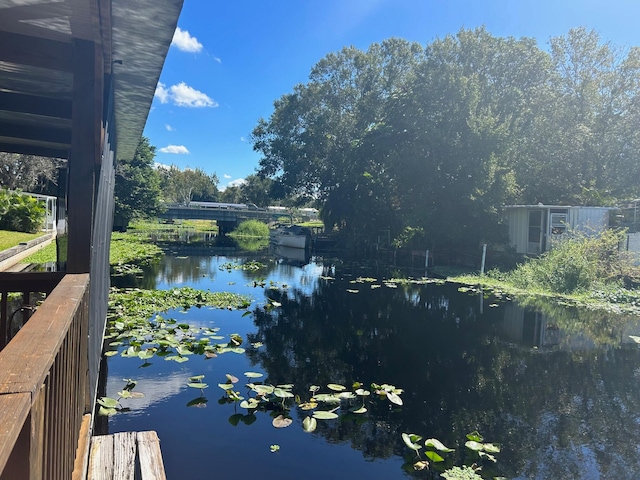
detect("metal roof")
(0, 0), (182, 161)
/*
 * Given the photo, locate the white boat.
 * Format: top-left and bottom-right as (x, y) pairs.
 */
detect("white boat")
(270, 225), (312, 249)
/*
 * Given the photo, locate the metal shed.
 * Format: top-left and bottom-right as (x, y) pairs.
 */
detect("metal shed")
(505, 205), (613, 255)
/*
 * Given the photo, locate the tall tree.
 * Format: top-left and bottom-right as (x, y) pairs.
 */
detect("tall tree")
(160, 166), (219, 204)
(0, 152), (62, 193)
(113, 136), (162, 228)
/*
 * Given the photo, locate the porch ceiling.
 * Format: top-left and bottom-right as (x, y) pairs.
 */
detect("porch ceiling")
(0, 0), (182, 162)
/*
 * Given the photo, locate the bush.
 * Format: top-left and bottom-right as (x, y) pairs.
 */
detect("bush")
(0, 190), (45, 233)
(230, 219), (269, 238)
(504, 228), (628, 294)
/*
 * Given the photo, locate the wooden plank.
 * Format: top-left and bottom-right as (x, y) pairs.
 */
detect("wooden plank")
(0, 392), (31, 475)
(0, 272), (64, 294)
(87, 435), (113, 480)
(113, 432), (136, 480)
(0, 274), (89, 396)
(0, 31), (73, 72)
(0, 121), (71, 145)
(71, 414), (92, 480)
(137, 431), (166, 480)
(0, 92), (72, 119)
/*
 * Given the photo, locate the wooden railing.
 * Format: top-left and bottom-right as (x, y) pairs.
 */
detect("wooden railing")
(0, 274), (90, 480)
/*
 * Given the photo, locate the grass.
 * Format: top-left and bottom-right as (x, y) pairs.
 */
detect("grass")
(0, 230), (42, 251)
(129, 219), (218, 233)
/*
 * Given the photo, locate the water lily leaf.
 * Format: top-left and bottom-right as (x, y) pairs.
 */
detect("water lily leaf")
(137, 349), (154, 360)
(466, 431), (483, 442)
(105, 350), (118, 357)
(276, 384), (294, 389)
(483, 443), (501, 453)
(302, 416), (317, 432)
(338, 391), (356, 399)
(240, 398), (260, 409)
(309, 385), (320, 393)
(252, 384), (274, 395)
(425, 451), (445, 462)
(187, 382), (209, 389)
(350, 406), (367, 414)
(97, 397), (118, 408)
(271, 301), (282, 307)
(217, 383), (234, 390)
(387, 391), (403, 405)
(312, 410), (339, 420)
(98, 406), (117, 416)
(117, 390), (131, 399)
(189, 375), (205, 381)
(230, 347), (245, 354)
(226, 374), (239, 384)
(272, 415), (293, 428)
(244, 372), (263, 378)
(424, 438), (454, 452)
(312, 393), (341, 403)
(176, 345), (193, 355)
(186, 397), (208, 407)
(204, 351), (217, 359)
(346, 289), (359, 293)
(355, 388), (370, 396)
(273, 388), (294, 398)
(465, 440), (484, 451)
(270, 444), (280, 452)
(241, 414), (257, 425)
(402, 433), (423, 451)
(479, 451), (497, 462)
(298, 401), (318, 410)
(128, 392), (145, 399)
(413, 461), (429, 471)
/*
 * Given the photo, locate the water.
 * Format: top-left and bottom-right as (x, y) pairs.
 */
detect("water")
(105, 250), (640, 479)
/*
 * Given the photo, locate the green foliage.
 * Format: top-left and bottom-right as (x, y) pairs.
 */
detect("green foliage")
(158, 165), (219, 204)
(229, 219), (269, 238)
(392, 226), (425, 249)
(0, 189), (45, 233)
(114, 136), (163, 228)
(504, 229), (629, 294)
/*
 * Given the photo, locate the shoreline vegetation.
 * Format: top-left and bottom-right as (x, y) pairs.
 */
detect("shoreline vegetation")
(12, 221), (640, 316)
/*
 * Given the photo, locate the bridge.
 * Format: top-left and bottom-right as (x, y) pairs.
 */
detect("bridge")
(157, 204), (286, 233)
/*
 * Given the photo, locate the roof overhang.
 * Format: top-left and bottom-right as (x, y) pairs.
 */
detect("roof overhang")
(0, 0), (182, 162)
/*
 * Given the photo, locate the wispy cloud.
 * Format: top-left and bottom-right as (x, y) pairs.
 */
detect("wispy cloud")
(240, 136), (246, 142)
(228, 178), (246, 188)
(154, 82), (217, 108)
(165, 124), (174, 131)
(223, 174), (232, 179)
(159, 145), (190, 154)
(171, 27), (203, 53)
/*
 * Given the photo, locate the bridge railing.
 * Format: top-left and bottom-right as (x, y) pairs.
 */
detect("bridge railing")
(0, 273), (90, 480)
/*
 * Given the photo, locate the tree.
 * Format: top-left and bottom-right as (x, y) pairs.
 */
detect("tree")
(113, 136), (162, 229)
(0, 152), (62, 193)
(160, 166), (219, 204)
(238, 174), (274, 207)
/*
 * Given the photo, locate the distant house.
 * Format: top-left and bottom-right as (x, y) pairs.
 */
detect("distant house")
(505, 205), (613, 255)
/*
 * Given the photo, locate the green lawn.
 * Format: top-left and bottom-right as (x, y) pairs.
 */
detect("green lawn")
(0, 230), (42, 252)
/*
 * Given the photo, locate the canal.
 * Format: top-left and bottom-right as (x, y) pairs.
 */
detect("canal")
(105, 246), (640, 479)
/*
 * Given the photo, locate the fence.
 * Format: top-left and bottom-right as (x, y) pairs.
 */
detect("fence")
(0, 274), (90, 479)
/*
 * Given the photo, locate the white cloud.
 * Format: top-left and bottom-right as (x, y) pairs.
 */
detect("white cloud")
(223, 174), (232, 179)
(170, 82), (217, 108)
(165, 124), (174, 131)
(171, 27), (203, 53)
(154, 162), (171, 170)
(228, 178), (246, 188)
(240, 136), (246, 142)
(154, 82), (169, 103)
(159, 145), (190, 154)
(154, 81), (217, 108)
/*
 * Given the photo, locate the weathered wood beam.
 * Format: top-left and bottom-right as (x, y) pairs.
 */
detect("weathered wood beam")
(0, 31), (73, 72)
(0, 121), (71, 145)
(0, 142), (68, 159)
(0, 272), (65, 294)
(0, 92), (72, 119)
(66, 39), (103, 274)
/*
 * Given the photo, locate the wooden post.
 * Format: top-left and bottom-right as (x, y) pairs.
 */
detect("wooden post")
(67, 39), (103, 274)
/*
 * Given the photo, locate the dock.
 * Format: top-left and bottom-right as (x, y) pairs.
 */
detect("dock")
(86, 431), (166, 480)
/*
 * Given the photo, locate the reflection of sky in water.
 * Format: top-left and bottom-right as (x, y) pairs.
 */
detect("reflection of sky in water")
(106, 254), (640, 480)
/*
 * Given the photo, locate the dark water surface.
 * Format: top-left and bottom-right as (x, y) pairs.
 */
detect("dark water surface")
(106, 251), (640, 479)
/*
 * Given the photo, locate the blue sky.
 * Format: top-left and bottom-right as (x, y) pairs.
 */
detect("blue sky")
(144, 0), (640, 190)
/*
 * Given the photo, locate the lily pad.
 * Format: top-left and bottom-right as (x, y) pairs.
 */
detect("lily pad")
(312, 410), (339, 420)
(272, 415), (293, 428)
(402, 433), (423, 451)
(424, 438), (455, 452)
(302, 416), (317, 432)
(244, 371), (264, 378)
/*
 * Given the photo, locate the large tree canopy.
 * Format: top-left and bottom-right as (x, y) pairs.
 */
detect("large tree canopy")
(252, 28), (640, 248)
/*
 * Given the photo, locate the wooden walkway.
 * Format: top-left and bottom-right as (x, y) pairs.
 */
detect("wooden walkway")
(87, 431), (166, 480)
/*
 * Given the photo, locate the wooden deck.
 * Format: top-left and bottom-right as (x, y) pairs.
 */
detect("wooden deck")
(87, 431), (166, 480)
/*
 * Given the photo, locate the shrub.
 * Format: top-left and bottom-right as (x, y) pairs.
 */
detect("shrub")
(0, 190), (45, 233)
(230, 219), (269, 238)
(505, 228), (628, 294)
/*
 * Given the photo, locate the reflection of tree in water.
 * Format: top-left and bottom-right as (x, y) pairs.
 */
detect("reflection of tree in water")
(246, 276), (640, 478)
